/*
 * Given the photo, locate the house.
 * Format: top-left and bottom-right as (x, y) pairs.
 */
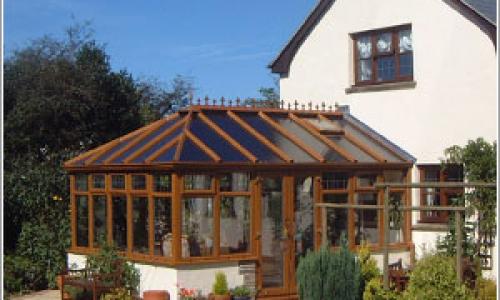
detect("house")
(64, 105), (417, 299)
(270, 0), (497, 278)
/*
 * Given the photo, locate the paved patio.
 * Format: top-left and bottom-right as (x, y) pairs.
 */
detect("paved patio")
(10, 290), (59, 300)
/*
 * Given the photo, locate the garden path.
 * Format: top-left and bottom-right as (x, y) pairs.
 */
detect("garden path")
(10, 290), (59, 300)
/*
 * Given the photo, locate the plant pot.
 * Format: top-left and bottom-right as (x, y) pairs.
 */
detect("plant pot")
(233, 297), (251, 300)
(143, 290), (170, 300)
(211, 295), (231, 300)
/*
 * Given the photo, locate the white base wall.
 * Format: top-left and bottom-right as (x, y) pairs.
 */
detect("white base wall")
(67, 254), (244, 299)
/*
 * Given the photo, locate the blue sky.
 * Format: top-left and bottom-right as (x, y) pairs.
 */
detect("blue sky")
(5, 0), (316, 99)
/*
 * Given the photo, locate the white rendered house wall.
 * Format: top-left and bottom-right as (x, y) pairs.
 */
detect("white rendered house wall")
(67, 253), (245, 299)
(277, 0), (497, 278)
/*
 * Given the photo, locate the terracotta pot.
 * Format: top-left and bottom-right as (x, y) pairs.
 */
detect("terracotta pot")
(143, 290), (170, 300)
(212, 294), (230, 300)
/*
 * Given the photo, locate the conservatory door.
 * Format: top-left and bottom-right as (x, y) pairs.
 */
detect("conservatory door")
(258, 176), (292, 298)
(258, 176), (316, 298)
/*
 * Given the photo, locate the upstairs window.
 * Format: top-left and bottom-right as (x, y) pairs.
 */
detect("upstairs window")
(353, 25), (413, 85)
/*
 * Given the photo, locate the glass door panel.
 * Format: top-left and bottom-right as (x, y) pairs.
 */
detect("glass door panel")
(260, 177), (285, 289)
(294, 176), (315, 269)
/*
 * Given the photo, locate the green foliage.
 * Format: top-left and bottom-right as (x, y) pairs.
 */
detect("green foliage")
(362, 278), (400, 300)
(87, 243), (141, 292)
(64, 286), (93, 300)
(296, 236), (361, 300)
(100, 288), (134, 300)
(212, 272), (229, 295)
(4, 255), (47, 294)
(439, 138), (497, 262)
(358, 243), (380, 296)
(231, 285), (252, 297)
(404, 254), (472, 300)
(476, 277), (497, 299)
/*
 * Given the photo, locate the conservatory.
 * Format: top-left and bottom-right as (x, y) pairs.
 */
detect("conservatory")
(64, 103), (416, 298)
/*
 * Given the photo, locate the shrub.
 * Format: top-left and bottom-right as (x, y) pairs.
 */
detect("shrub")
(362, 278), (400, 300)
(404, 254), (473, 300)
(212, 272), (229, 295)
(86, 242), (140, 293)
(101, 288), (134, 300)
(477, 277), (497, 299)
(231, 285), (252, 297)
(4, 255), (47, 295)
(296, 237), (361, 300)
(358, 243), (380, 296)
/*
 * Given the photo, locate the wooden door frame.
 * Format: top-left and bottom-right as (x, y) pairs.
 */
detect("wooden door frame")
(256, 173), (319, 298)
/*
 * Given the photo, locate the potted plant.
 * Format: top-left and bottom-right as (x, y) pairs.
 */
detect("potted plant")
(231, 285), (252, 300)
(211, 272), (230, 300)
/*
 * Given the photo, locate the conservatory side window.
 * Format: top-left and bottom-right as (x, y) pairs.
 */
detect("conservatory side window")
(182, 197), (214, 257)
(76, 195), (89, 247)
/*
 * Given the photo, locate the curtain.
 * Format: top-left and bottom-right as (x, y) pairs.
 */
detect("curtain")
(399, 29), (412, 53)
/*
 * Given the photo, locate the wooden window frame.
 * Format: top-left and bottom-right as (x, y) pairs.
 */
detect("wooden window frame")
(418, 164), (464, 224)
(353, 172), (381, 247)
(352, 24), (413, 86)
(91, 174), (106, 191)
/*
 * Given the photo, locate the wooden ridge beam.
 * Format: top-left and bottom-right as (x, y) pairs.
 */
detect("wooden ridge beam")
(144, 136), (180, 163)
(198, 112), (257, 163)
(184, 130), (221, 162)
(318, 114), (385, 163)
(174, 111), (193, 161)
(343, 117), (409, 162)
(259, 111), (325, 163)
(123, 114), (185, 164)
(103, 113), (179, 164)
(226, 110), (292, 163)
(289, 113), (355, 162)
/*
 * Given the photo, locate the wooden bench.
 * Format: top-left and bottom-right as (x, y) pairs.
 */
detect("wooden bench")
(388, 259), (410, 292)
(60, 260), (123, 300)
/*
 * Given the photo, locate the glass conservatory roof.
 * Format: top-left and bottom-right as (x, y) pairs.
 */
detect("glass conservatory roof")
(64, 104), (415, 168)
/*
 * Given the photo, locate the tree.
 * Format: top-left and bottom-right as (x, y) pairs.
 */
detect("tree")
(437, 138), (496, 268)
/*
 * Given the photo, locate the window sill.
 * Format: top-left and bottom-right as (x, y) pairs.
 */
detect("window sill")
(345, 81), (416, 94)
(412, 223), (449, 232)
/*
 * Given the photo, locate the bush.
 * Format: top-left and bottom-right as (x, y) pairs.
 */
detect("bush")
(212, 272), (229, 295)
(101, 288), (134, 300)
(86, 243), (140, 293)
(404, 254), (472, 300)
(4, 255), (47, 295)
(231, 285), (252, 297)
(296, 237), (361, 300)
(477, 277), (497, 299)
(362, 278), (400, 300)
(358, 243), (380, 296)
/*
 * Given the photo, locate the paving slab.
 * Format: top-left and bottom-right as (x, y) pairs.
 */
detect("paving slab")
(10, 290), (60, 300)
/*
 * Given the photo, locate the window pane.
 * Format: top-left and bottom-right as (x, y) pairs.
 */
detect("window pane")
(220, 173), (250, 192)
(93, 195), (107, 246)
(75, 174), (88, 191)
(184, 174), (212, 190)
(355, 193), (378, 245)
(92, 175), (105, 189)
(377, 56), (396, 82)
(76, 195), (89, 247)
(384, 170), (405, 183)
(389, 193), (405, 243)
(322, 172), (349, 190)
(111, 175), (125, 190)
(112, 195), (127, 251)
(445, 165), (463, 182)
(295, 176), (315, 268)
(133, 196), (149, 253)
(132, 175), (146, 190)
(154, 174), (172, 192)
(357, 174), (377, 188)
(358, 59), (372, 81)
(154, 197), (172, 256)
(182, 197), (213, 257)
(399, 29), (412, 53)
(376, 32), (392, 53)
(220, 196), (251, 254)
(261, 177), (284, 288)
(356, 35), (372, 59)
(399, 53), (413, 77)
(324, 194), (348, 247)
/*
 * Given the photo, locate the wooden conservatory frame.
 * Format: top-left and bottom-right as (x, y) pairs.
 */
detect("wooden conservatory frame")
(65, 102), (416, 296)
